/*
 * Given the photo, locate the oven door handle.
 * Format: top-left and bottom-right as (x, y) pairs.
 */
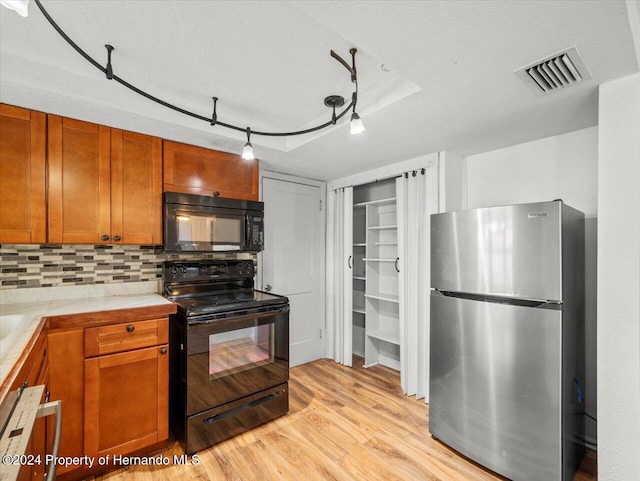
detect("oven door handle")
(202, 389), (285, 425)
(188, 304), (290, 325)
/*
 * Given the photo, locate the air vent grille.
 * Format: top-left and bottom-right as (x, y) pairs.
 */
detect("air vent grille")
(516, 47), (591, 94)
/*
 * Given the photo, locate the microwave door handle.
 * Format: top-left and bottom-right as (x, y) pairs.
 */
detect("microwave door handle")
(244, 214), (250, 247)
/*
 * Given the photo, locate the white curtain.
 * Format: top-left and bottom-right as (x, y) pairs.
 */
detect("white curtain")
(397, 165), (438, 402)
(326, 187), (353, 366)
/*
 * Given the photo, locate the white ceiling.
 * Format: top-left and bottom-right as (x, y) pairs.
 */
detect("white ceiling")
(1, 0), (638, 181)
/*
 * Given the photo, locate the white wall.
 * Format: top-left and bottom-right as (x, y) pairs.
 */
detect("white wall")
(597, 73), (640, 481)
(465, 127), (598, 214)
(465, 126), (599, 445)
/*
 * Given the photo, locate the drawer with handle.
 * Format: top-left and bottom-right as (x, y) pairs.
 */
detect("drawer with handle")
(84, 318), (168, 357)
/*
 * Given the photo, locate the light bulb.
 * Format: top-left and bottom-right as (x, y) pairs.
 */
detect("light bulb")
(350, 112), (365, 135)
(242, 142), (255, 161)
(0, 0), (29, 16)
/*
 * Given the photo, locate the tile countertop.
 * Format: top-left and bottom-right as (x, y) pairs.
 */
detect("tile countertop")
(0, 281), (175, 386)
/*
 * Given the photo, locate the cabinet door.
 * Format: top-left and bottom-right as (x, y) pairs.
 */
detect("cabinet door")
(48, 115), (111, 243)
(48, 328), (85, 476)
(0, 104), (46, 243)
(111, 129), (163, 244)
(163, 140), (259, 201)
(84, 345), (168, 458)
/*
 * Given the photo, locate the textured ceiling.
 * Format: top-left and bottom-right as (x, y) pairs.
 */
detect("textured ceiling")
(1, 0), (638, 180)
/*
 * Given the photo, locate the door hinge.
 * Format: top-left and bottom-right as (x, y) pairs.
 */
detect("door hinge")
(319, 199), (322, 211)
(319, 328), (323, 339)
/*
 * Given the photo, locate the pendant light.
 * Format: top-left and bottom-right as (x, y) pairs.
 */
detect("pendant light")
(350, 112), (365, 134)
(0, 0), (29, 16)
(242, 127), (255, 161)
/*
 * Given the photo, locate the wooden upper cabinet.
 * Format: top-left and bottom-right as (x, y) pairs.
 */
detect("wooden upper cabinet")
(48, 115), (111, 244)
(111, 129), (162, 244)
(0, 104), (46, 243)
(163, 140), (259, 201)
(48, 115), (162, 244)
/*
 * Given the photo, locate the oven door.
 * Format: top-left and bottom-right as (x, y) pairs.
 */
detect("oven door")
(186, 305), (289, 415)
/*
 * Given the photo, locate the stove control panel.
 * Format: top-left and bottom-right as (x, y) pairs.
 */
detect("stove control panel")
(164, 260), (254, 282)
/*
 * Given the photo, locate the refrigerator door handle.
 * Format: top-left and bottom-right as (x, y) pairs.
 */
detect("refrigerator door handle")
(434, 289), (561, 309)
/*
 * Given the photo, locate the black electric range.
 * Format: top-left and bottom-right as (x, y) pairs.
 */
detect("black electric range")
(163, 259), (290, 454)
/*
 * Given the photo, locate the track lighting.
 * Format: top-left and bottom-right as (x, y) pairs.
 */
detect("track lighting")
(0, 0), (29, 17)
(350, 112), (365, 135)
(29, 0), (366, 160)
(242, 127), (255, 161)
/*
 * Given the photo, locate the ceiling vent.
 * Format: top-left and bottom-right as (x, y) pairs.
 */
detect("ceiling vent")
(515, 46), (592, 94)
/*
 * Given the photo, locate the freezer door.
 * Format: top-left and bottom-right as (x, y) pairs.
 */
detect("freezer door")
(431, 201), (562, 301)
(429, 292), (562, 481)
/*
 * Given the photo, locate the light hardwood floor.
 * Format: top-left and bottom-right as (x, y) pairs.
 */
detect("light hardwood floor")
(92, 357), (596, 481)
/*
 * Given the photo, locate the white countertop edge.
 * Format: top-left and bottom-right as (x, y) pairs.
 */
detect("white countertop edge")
(0, 280), (162, 305)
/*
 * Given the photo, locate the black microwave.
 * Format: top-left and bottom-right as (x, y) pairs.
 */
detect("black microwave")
(164, 192), (264, 253)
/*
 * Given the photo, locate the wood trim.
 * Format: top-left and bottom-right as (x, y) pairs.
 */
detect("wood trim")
(0, 103), (31, 120)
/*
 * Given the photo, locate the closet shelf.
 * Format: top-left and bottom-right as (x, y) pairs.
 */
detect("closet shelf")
(353, 243), (366, 247)
(353, 307), (366, 315)
(365, 293), (399, 303)
(354, 197), (396, 207)
(367, 330), (400, 345)
(353, 276), (366, 281)
(368, 225), (397, 230)
(375, 242), (398, 246)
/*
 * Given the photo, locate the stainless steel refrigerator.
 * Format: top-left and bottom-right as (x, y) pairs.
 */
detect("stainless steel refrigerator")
(429, 200), (585, 481)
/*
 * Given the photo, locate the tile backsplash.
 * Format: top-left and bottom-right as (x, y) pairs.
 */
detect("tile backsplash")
(0, 245), (256, 290)
(0, 244), (164, 289)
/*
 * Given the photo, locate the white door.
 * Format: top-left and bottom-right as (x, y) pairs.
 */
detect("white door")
(261, 175), (324, 367)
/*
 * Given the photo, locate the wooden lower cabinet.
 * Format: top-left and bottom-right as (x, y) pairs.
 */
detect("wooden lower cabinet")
(48, 312), (171, 480)
(84, 345), (168, 458)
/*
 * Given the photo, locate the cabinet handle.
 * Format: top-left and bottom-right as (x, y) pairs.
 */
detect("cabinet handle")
(113, 235), (121, 242)
(395, 257), (400, 273)
(126, 325), (135, 332)
(101, 234), (110, 241)
(160, 347), (167, 355)
(348, 255), (352, 269)
(213, 191), (220, 197)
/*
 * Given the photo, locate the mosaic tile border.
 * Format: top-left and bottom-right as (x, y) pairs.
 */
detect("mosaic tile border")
(0, 244), (164, 289)
(0, 245), (256, 289)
